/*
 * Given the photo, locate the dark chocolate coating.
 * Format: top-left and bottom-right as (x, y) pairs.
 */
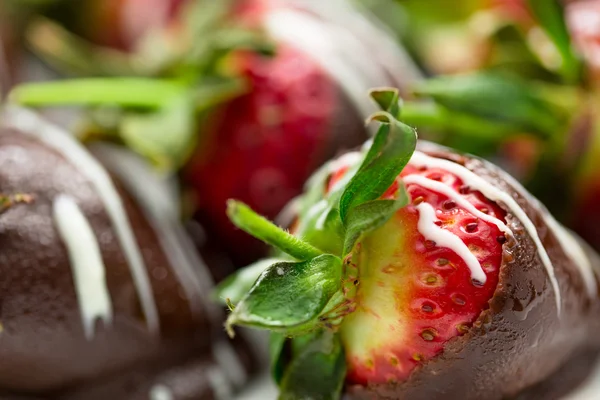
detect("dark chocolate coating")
(0, 115), (254, 399)
(347, 142), (600, 400)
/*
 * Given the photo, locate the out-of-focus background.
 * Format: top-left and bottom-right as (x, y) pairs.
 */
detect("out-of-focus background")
(3, 0), (600, 398)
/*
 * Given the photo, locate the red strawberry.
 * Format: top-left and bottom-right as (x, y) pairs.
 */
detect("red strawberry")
(323, 157), (505, 384)
(179, 0), (411, 264)
(184, 44), (342, 263)
(221, 91), (599, 400)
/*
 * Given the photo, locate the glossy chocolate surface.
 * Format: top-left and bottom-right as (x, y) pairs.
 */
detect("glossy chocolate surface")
(348, 142), (600, 400)
(0, 110), (254, 399)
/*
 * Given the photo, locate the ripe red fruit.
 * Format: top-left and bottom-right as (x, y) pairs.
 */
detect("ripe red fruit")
(221, 92), (600, 398)
(326, 158), (505, 384)
(184, 44), (345, 263)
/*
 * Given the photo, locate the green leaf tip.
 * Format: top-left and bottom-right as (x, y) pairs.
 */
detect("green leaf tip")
(279, 331), (346, 400)
(339, 111), (417, 223)
(370, 87), (402, 116)
(225, 255), (344, 336)
(226, 200), (323, 260)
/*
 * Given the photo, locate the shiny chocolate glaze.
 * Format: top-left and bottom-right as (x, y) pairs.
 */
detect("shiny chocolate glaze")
(0, 109), (256, 399)
(348, 142), (600, 400)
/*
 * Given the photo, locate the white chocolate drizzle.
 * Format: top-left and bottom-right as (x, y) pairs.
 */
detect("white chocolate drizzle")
(415, 202), (487, 284)
(2, 107), (160, 333)
(92, 143), (248, 387)
(544, 216), (597, 298)
(149, 384), (174, 400)
(403, 174), (511, 235)
(53, 194), (112, 340)
(263, 0), (422, 120)
(207, 366), (233, 400)
(499, 169), (598, 298)
(212, 340), (248, 388)
(410, 151), (562, 314)
(90, 143), (219, 320)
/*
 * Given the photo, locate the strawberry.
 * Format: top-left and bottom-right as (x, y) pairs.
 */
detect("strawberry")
(325, 154), (505, 384)
(184, 44), (340, 264)
(218, 89), (599, 399)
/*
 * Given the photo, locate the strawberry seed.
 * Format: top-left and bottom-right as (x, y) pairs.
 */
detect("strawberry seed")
(420, 329), (437, 341)
(465, 222), (478, 232)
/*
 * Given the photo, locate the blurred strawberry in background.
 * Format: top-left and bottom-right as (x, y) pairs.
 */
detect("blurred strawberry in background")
(13, 0), (422, 271)
(396, 0), (600, 252)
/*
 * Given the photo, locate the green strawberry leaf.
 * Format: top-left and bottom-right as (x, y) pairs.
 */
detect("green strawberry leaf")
(339, 112), (417, 222)
(343, 184), (409, 256)
(225, 254), (343, 336)
(370, 87), (402, 116)
(214, 257), (286, 305)
(414, 73), (566, 138)
(10, 78), (186, 108)
(526, 0), (581, 83)
(227, 200), (324, 260)
(270, 332), (288, 385)
(120, 94), (196, 170)
(279, 331), (346, 400)
(400, 101), (537, 141)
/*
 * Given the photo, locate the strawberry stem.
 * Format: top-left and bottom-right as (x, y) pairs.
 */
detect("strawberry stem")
(10, 78), (186, 108)
(227, 200), (324, 261)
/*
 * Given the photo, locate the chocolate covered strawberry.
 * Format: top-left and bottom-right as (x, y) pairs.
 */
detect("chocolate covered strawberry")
(337, 160), (506, 385)
(0, 107), (255, 398)
(218, 89), (600, 399)
(16, 0), (420, 267)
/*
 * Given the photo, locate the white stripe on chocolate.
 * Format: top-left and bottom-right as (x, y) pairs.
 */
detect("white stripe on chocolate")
(541, 215), (597, 297)
(91, 144), (248, 395)
(90, 143), (217, 320)
(53, 194), (112, 340)
(499, 171), (598, 298)
(410, 151), (562, 314)
(3, 107), (160, 333)
(265, 1), (422, 119)
(149, 384), (173, 400)
(415, 202), (487, 284)
(403, 174), (512, 235)
(207, 367), (233, 400)
(212, 340), (247, 389)
(262, 8), (383, 120)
